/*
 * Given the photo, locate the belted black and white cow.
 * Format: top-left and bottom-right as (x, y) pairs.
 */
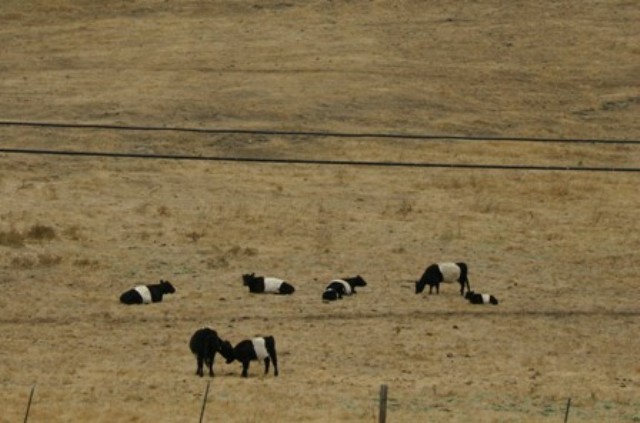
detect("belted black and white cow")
(415, 262), (470, 295)
(322, 275), (368, 302)
(189, 327), (224, 377)
(465, 291), (499, 305)
(220, 336), (279, 378)
(119, 280), (175, 304)
(242, 273), (295, 295)
(321, 286), (342, 301)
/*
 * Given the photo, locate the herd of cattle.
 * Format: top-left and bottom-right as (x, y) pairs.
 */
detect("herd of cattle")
(119, 262), (499, 378)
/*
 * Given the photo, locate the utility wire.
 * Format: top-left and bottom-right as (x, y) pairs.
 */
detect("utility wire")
(1, 120), (639, 144)
(1, 147), (639, 173)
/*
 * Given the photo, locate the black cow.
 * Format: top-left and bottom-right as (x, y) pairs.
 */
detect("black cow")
(465, 291), (499, 305)
(119, 280), (175, 304)
(415, 262), (470, 295)
(242, 273), (295, 295)
(322, 276), (368, 302)
(189, 327), (224, 377)
(220, 336), (279, 378)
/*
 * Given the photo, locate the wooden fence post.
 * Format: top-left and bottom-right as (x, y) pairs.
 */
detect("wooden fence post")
(199, 381), (211, 423)
(564, 397), (572, 423)
(23, 384), (36, 423)
(379, 384), (388, 423)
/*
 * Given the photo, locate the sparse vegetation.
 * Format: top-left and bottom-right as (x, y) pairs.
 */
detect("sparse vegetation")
(206, 246), (259, 268)
(63, 225), (85, 241)
(396, 199), (414, 217)
(73, 258), (100, 268)
(157, 206), (171, 216)
(0, 229), (25, 247)
(10, 253), (62, 269)
(186, 231), (204, 242)
(26, 224), (57, 241)
(0, 224), (57, 247)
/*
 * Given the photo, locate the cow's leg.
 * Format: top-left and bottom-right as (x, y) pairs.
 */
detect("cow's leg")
(271, 353), (278, 377)
(196, 356), (204, 377)
(206, 356), (214, 377)
(241, 361), (250, 378)
(264, 357), (270, 374)
(265, 338), (278, 376)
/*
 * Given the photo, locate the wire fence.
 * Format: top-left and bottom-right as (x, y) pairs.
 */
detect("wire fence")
(6, 381), (588, 423)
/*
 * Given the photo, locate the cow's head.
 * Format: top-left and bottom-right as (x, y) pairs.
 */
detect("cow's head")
(352, 275), (367, 287)
(242, 273), (256, 286)
(219, 340), (235, 363)
(160, 280), (176, 293)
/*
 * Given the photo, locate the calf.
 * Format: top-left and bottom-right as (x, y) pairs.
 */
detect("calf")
(415, 262), (470, 296)
(322, 275), (368, 302)
(242, 273), (295, 295)
(189, 327), (224, 377)
(220, 336), (279, 378)
(465, 291), (499, 305)
(119, 279), (175, 304)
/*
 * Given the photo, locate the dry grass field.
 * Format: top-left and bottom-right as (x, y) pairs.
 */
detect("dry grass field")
(1, 1), (639, 422)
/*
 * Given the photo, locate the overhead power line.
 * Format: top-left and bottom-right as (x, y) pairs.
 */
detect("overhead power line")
(1, 147), (639, 173)
(1, 120), (639, 144)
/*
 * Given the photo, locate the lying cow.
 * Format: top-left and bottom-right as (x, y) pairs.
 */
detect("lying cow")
(322, 275), (368, 302)
(465, 291), (499, 305)
(242, 273), (295, 295)
(119, 280), (175, 304)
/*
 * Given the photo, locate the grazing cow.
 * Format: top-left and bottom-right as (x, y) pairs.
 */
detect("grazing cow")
(220, 336), (279, 378)
(189, 327), (224, 377)
(242, 273), (295, 295)
(119, 280), (175, 304)
(322, 275), (368, 302)
(415, 262), (470, 295)
(465, 291), (499, 305)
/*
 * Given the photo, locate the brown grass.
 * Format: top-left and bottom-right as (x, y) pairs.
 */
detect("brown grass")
(26, 224), (57, 241)
(0, 224), (57, 247)
(1, 1), (639, 422)
(0, 229), (25, 247)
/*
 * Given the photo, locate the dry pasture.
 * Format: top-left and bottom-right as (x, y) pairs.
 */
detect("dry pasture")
(1, 1), (639, 422)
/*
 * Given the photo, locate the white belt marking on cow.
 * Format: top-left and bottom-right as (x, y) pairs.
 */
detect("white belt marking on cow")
(252, 338), (269, 360)
(134, 285), (152, 304)
(481, 294), (491, 304)
(438, 263), (461, 283)
(264, 277), (284, 293)
(331, 279), (352, 295)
